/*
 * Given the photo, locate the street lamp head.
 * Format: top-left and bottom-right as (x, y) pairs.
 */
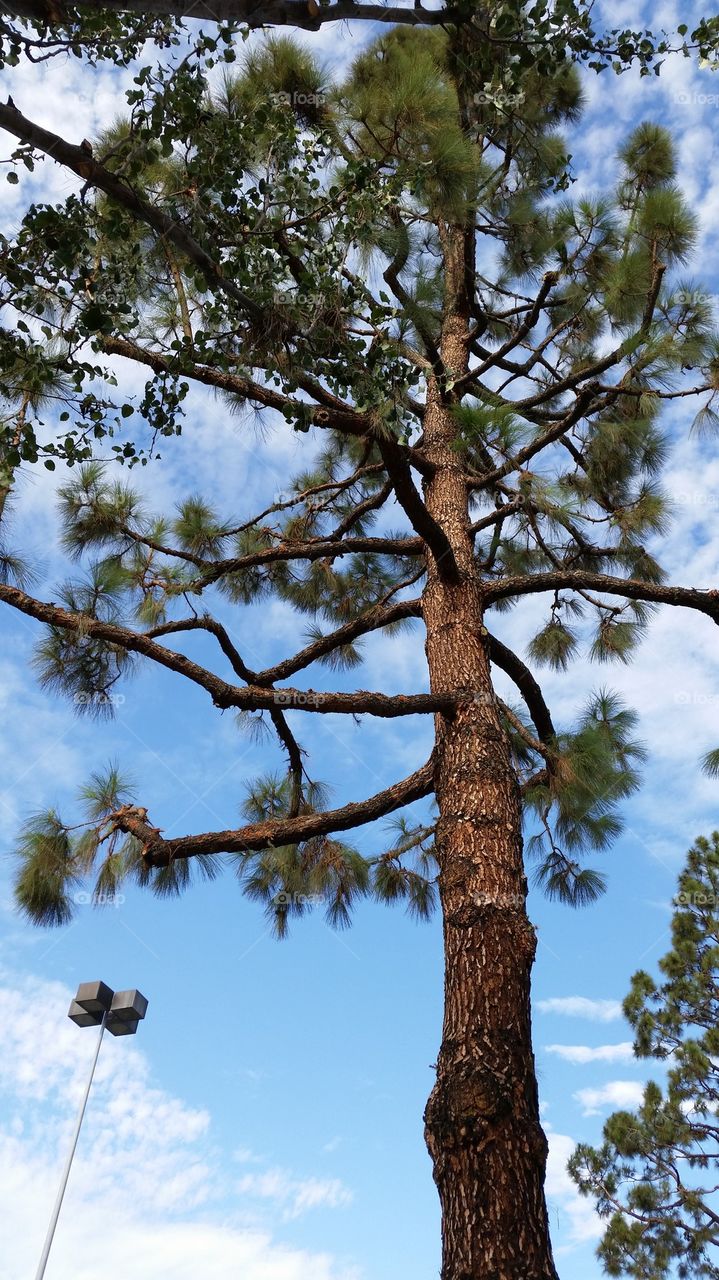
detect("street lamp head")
(68, 980), (113, 1028)
(67, 982), (148, 1036)
(67, 1001), (103, 1028)
(107, 989), (149, 1037)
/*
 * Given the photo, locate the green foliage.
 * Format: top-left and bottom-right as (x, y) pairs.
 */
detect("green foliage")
(533, 855), (607, 906)
(371, 816), (438, 920)
(227, 780), (437, 935)
(638, 187), (698, 265)
(340, 28), (480, 220)
(691, 402), (719, 440)
(79, 762), (135, 820)
(31, 556), (137, 718)
(701, 749), (719, 780)
(228, 34), (331, 131)
(58, 463), (145, 558)
(454, 403), (526, 454)
(528, 619), (578, 671)
(590, 617), (645, 665)
(304, 627), (364, 671)
(619, 122), (677, 193)
(11, 763), (230, 924)
(569, 833), (719, 1277)
(0, 548), (34, 590)
(171, 496), (230, 557)
(14, 811), (80, 927)
(14, 765), (137, 924)
(149, 852), (221, 898)
(525, 692), (645, 905)
(4, 18), (719, 942)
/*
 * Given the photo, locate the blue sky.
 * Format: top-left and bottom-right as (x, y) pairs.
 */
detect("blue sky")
(1, 2), (719, 1277)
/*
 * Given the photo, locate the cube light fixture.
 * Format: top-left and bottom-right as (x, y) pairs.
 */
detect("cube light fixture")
(68, 980), (148, 1036)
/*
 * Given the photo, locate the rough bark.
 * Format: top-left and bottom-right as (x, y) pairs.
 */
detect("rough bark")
(421, 225), (557, 1280)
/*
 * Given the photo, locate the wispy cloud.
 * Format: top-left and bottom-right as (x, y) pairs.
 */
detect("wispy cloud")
(545, 1043), (635, 1065)
(574, 1080), (645, 1116)
(544, 1127), (603, 1250)
(0, 970), (357, 1280)
(536, 997), (624, 1023)
(236, 1168), (353, 1220)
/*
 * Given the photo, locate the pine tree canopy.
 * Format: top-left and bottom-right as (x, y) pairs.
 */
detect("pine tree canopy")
(3, 30), (719, 932)
(569, 833), (719, 1279)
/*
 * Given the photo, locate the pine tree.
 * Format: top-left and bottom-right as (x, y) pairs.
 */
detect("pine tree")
(3, 25), (719, 1280)
(569, 834), (719, 1279)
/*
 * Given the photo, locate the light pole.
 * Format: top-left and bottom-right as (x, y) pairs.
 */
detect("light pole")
(34, 981), (149, 1280)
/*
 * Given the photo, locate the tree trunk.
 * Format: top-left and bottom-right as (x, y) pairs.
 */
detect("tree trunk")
(421, 226), (557, 1280)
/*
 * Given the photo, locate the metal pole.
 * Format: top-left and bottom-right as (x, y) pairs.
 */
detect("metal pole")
(34, 1012), (107, 1280)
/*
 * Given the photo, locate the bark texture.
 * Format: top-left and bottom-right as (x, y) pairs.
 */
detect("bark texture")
(421, 226), (557, 1280)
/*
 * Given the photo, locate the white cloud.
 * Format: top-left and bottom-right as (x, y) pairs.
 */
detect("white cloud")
(545, 1043), (635, 1065)
(544, 1127), (603, 1251)
(536, 997), (624, 1022)
(0, 970), (358, 1280)
(3, 1197), (358, 1280)
(574, 1081), (645, 1117)
(236, 1169), (353, 1220)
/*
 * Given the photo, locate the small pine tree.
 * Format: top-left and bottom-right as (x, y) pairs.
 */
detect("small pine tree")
(569, 834), (719, 1279)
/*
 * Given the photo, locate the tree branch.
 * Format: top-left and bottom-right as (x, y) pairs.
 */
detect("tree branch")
(456, 270), (559, 391)
(468, 499), (525, 536)
(188, 530), (424, 592)
(0, 100), (265, 321)
(146, 614), (259, 681)
(99, 335), (371, 438)
(485, 571), (719, 623)
(268, 706), (305, 816)
(378, 437), (460, 583)
(1, 0), (463, 30)
(255, 595), (422, 683)
(111, 755), (436, 867)
(469, 387), (598, 491)
(487, 633), (556, 745)
(0, 582), (452, 716)
(513, 262), (666, 413)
